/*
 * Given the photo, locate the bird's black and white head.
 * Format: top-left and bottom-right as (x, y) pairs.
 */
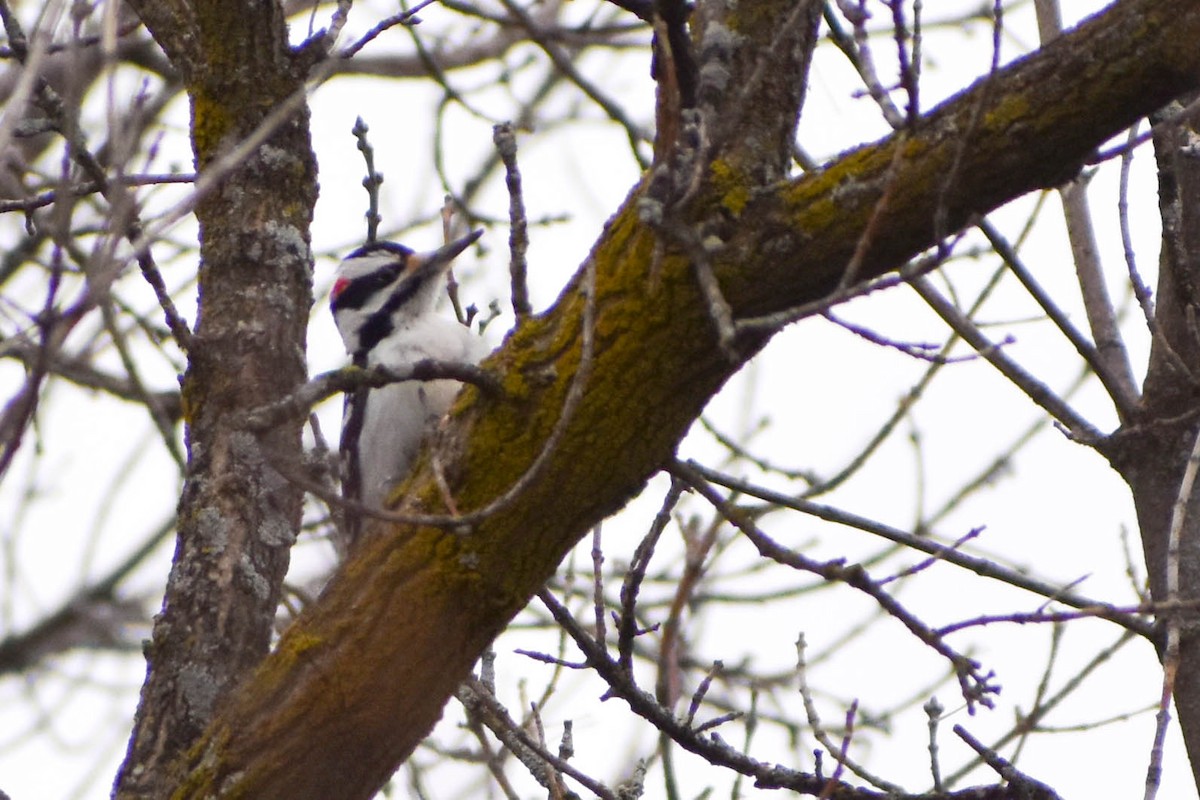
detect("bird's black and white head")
(330, 229), (482, 360)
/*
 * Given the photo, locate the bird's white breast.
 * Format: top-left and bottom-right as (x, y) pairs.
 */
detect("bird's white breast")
(356, 317), (488, 508)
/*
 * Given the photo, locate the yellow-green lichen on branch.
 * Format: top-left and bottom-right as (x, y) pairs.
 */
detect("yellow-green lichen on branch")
(171, 724), (232, 800)
(279, 632), (324, 661)
(981, 91), (1034, 138)
(709, 159), (751, 216)
(188, 87), (234, 166)
(781, 137), (898, 232)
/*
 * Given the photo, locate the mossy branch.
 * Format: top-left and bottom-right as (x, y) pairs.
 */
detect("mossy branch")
(172, 2), (1200, 798)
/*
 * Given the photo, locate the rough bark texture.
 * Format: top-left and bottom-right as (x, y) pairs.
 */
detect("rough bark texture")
(113, 2), (318, 798)
(142, 1), (1200, 798)
(1111, 95), (1200, 788)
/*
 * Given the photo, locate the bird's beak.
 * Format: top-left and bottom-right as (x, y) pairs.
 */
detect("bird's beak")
(412, 228), (483, 276)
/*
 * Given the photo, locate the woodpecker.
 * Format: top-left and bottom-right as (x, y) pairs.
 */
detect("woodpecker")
(330, 228), (487, 542)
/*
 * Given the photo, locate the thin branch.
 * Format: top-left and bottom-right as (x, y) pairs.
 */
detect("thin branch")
(1118, 123), (1156, 329)
(735, 241), (958, 336)
(493, 122), (531, 321)
(671, 461), (999, 713)
(936, 600), (1199, 638)
(133, 237), (194, 353)
(1090, 93), (1200, 164)
(618, 478), (684, 670)
(100, 301), (184, 467)
(941, 629), (1137, 788)
(0, 337), (182, 418)
(494, 0), (650, 167)
(925, 697), (944, 793)
(685, 460), (1154, 639)
(977, 219), (1138, 418)
(797, 635), (904, 794)
(542, 588), (1027, 799)
(0, 173), (195, 214)
(839, 134), (909, 289)
(824, 1), (905, 129)
(1118, 115), (1198, 387)
(0, 515), (175, 673)
(802, 249), (1012, 498)
(1034, 1), (1138, 409)
(538, 587), (825, 796)
(337, 0), (438, 60)
(952, 725), (1061, 800)
(590, 526), (606, 644)
(457, 677), (617, 800)
(352, 117), (383, 244)
(239, 360), (502, 432)
(0, 0), (194, 352)
(823, 309), (975, 363)
(910, 274), (1105, 444)
(691, 240), (739, 361)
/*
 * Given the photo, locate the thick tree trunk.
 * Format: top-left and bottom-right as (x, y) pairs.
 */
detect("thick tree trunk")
(1111, 96), (1200, 790)
(112, 2), (318, 798)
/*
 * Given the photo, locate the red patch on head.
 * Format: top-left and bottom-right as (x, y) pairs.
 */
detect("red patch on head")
(331, 277), (350, 300)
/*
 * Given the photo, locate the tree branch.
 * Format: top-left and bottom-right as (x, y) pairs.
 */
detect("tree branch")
(171, 2), (1200, 797)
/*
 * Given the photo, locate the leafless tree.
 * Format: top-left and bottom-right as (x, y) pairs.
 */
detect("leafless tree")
(2, 1), (1200, 799)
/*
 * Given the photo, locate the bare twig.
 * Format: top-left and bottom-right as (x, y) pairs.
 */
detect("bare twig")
(457, 677), (617, 800)
(925, 696), (944, 792)
(1118, 124), (1156, 328)
(838, 133), (909, 290)
(1035, 0), (1138, 410)
(735, 240), (958, 335)
(352, 117), (384, 244)
(1091, 94), (1200, 164)
(910, 274), (1105, 444)
(0, 173), (195, 214)
(239, 359), (502, 432)
(691, 242), (739, 361)
(493, 122), (531, 321)
(977, 219), (1138, 418)
(0, 337), (182, 418)
(824, 2), (905, 129)
(672, 460), (1000, 713)
(0, 0), (194, 359)
(823, 309), (975, 363)
(953, 725), (1061, 799)
(100, 301), (184, 467)
(494, 0), (650, 167)
(338, 0), (439, 60)
(617, 478), (682, 670)
(685, 460), (1154, 639)
(942, 629), (1137, 787)
(684, 660), (721, 727)
(590, 526), (606, 644)
(797, 635), (904, 794)
(0, 515), (175, 673)
(440, 196), (472, 326)
(936, 600), (1198, 638)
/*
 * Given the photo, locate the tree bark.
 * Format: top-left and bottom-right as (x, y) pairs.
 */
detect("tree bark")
(1111, 95), (1200, 790)
(112, 3), (318, 798)
(144, 1), (1200, 798)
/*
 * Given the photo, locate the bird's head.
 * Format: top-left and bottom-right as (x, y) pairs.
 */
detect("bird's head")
(330, 228), (482, 359)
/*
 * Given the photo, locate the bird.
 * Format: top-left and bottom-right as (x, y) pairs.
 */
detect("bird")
(330, 228), (487, 544)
